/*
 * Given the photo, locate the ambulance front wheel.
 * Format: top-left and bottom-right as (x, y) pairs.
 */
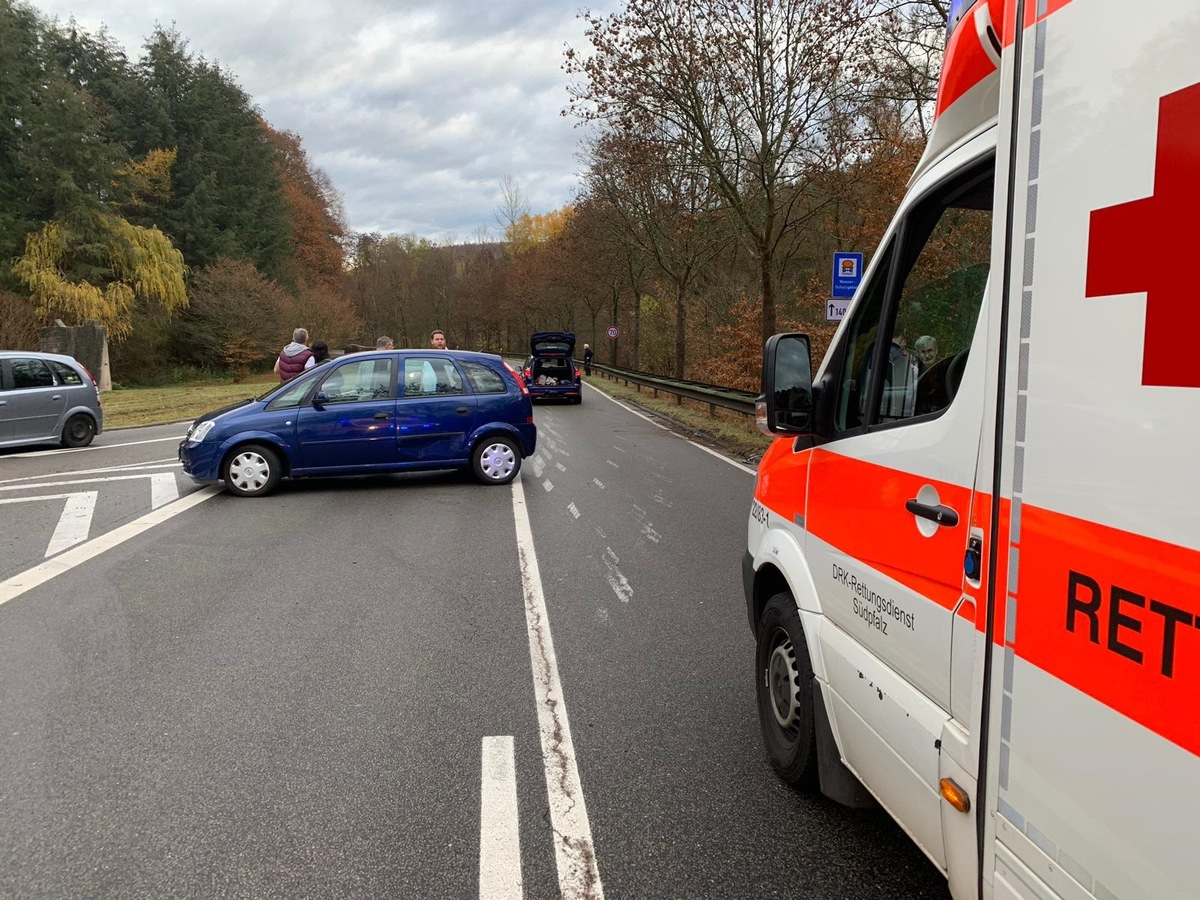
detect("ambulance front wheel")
(755, 591), (819, 789)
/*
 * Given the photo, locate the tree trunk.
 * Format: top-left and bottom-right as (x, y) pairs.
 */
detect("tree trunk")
(674, 280), (687, 380)
(760, 249), (776, 346)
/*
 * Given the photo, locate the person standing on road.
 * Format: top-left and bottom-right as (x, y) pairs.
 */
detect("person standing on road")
(376, 336), (394, 350)
(307, 340), (331, 368)
(583, 343), (594, 376)
(431, 329), (447, 350)
(274, 328), (313, 382)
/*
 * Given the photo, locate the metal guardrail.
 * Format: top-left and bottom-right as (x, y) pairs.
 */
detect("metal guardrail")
(502, 349), (757, 415)
(584, 361), (758, 416)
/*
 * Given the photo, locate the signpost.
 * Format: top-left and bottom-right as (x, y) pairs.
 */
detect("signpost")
(829, 252), (864, 321)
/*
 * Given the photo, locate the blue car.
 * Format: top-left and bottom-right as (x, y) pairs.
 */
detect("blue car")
(522, 332), (582, 404)
(179, 350), (536, 497)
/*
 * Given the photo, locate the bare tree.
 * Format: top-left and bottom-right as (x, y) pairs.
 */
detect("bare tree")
(567, 0), (876, 343)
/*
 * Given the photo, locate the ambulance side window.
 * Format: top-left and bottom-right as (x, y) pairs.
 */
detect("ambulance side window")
(834, 160), (993, 433)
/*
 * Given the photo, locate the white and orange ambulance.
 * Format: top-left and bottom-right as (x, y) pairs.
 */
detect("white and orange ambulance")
(743, 1), (1199, 898)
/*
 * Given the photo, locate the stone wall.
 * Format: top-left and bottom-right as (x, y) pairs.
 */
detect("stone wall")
(39, 321), (112, 391)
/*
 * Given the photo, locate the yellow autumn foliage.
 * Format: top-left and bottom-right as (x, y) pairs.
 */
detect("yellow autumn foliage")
(13, 215), (188, 340)
(506, 205), (576, 255)
(113, 148), (177, 210)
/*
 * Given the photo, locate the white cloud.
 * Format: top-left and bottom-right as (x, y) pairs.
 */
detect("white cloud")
(23, 0), (616, 242)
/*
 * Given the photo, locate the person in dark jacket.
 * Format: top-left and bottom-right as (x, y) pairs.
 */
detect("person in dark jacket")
(274, 328), (313, 381)
(308, 340), (331, 368)
(583, 343), (594, 376)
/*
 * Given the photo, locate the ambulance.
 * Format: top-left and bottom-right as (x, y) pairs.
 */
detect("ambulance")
(742, 2), (1199, 898)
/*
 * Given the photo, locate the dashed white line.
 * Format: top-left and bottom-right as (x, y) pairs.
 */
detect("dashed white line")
(591, 479), (605, 490)
(567, 502), (580, 520)
(555, 462), (566, 472)
(542, 479), (554, 492)
(602, 547), (633, 604)
(510, 478), (604, 899)
(479, 736), (522, 900)
(606, 460), (618, 469)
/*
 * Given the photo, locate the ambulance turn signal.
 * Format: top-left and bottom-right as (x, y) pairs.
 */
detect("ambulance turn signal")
(755, 399), (771, 436)
(939, 778), (971, 813)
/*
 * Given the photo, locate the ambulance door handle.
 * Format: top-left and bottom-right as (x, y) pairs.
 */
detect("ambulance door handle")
(905, 499), (959, 527)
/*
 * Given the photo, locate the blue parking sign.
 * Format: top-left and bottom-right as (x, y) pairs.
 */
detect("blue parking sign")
(832, 252), (864, 299)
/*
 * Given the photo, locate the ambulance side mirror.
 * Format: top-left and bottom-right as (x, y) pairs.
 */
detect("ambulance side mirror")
(757, 333), (814, 436)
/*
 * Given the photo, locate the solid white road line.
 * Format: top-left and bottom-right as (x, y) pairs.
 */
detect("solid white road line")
(479, 736), (523, 900)
(510, 478), (604, 900)
(0, 485), (222, 608)
(586, 381), (759, 474)
(150, 472), (179, 508)
(45, 491), (97, 557)
(3, 434), (185, 458)
(0, 473), (178, 493)
(0, 460), (180, 486)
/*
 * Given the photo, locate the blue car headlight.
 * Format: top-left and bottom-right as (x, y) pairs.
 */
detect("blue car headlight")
(188, 420), (216, 443)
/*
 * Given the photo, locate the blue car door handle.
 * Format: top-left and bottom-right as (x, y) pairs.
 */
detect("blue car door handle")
(374, 411), (389, 420)
(456, 406), (470, 415)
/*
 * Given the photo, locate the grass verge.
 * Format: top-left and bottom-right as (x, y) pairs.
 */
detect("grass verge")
(102, 373), (278, 428)
(583, 373), (770, 465)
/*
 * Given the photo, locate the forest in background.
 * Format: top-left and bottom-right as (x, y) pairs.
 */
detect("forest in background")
(0, 0), (950, 391)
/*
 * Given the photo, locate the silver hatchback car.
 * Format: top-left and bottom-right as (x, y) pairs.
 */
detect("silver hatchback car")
(0, 351), (104, 449)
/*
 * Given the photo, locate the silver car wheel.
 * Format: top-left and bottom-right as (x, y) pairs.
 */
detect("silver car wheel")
(228, 449), (272, 493)
(479, 440), (517, 481)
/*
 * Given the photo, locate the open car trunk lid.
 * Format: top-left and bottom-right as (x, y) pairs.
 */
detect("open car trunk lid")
(530, 332), (575, 357)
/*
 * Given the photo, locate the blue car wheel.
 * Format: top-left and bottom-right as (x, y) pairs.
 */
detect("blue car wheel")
(223, 443), (282, 497)
(472, 435), (520, 485)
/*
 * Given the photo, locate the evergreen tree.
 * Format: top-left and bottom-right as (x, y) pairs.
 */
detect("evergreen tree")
(136, 28), (292, 275)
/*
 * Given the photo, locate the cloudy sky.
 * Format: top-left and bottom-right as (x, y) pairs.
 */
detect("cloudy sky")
(25, 0), (619, 242)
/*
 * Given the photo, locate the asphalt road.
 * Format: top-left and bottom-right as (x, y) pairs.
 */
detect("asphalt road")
(0, 389), (950, 899)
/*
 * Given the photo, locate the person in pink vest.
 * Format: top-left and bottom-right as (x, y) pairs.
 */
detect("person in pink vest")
(273, 328), (313, 382)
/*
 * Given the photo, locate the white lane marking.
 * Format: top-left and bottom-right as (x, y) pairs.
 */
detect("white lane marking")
(479, 736), (523, 900)
(640, 524), (661, 544)
(45, 492), (98, 557)
(603, 548), (632, 604)
(589, 383), (760, 474)
(567, 502), (580, 520)
(555, 462), (566, 472)
(542, 479), (554, 492)
(591, 479), (604, 490)
(557, 449), (570, 458)
(0, 492), (97, 557)
(532, 457), (546, 478)
(2, 434), (186, 457)
(0, 460), (180, 486)
(0, 486), (222, 607)
(0, 473), (175, 493)
(510, 479), (604, 900)
(605, 460), (618, 469)
(687, 439), (758, 476)
(150, 473), (179, 508)
(612, 444), (627, 452)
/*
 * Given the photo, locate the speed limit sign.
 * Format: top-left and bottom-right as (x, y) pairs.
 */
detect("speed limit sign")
(606, 325), (619, 339)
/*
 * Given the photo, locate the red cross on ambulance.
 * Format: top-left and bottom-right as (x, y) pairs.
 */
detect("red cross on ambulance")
(1086, 81), (1200, 389)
